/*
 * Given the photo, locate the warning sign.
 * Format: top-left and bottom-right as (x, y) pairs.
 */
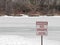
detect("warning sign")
(36, 21), (48, 35)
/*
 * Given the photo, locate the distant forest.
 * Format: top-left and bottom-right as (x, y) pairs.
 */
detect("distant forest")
(0, 0), (60, 16)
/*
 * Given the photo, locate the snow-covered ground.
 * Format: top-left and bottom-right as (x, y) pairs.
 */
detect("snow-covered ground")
(0, 16), (60, 45)
(0, 35), (60, 45)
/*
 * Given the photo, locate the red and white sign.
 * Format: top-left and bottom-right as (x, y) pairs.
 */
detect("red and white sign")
(36, 21), (48, 35)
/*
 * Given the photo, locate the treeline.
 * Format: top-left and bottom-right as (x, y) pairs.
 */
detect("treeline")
(0, 0), (60, 16)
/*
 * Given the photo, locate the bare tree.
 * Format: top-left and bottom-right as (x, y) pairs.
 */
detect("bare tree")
(0, 0), (6, 15)
(5, 0), (12, 16)
(52, 0), (57, 15)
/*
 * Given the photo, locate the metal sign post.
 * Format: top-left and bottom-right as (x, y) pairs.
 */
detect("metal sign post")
(36, 21), (48, 45)
(41, 35), (43, 45)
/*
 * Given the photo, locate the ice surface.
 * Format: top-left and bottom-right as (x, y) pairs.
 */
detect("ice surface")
(0, 16), (60, 27)
(0, 16), (60, 45)
(0, 35), (60, 45)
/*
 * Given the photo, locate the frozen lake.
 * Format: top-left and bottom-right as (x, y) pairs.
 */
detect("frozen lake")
(0, 16), (60, 45)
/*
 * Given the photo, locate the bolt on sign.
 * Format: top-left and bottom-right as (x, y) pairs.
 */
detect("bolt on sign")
(36, 21), (48, 35)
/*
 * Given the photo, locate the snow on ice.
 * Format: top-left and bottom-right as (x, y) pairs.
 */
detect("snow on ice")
(0, 16), (60, 45)
(0, 35), (60, 45)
